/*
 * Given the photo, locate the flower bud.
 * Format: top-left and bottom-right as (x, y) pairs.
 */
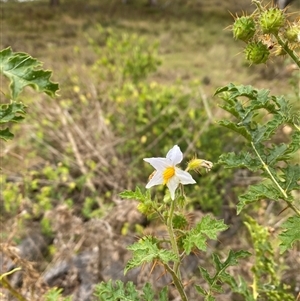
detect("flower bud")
(259, 8), (285, 34)
(187, 158), (213, 173)
(245, 41), (270, 64)
(233, 16), (256, 42)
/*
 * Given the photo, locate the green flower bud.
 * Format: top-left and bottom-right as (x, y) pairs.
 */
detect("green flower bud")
(259, 8), (285, 34)
(233, 16), (256, 42)
(285, 24), (300, 43)
(245, 41), (270, 64)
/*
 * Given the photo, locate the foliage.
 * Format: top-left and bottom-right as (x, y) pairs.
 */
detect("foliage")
(0, 47), (58, 140)
(243, 216), (294, 300)
(43, 287), (71, 301)
(1, 47), (58, 99)
(183, 215), (228, 254)
(88, 25), (161, 85)
(117, 152), (249, 301)
(99, 2), (300, 301)
(215, 83), (300, 253)
(94, 280), (168, 301)
(279, 215), (300, 253)
(196, 250), (251, 301)
(1, 1), (300, 301)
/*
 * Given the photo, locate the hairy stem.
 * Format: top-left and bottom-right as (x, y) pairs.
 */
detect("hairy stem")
(274, 34), (300, 68)
(166, 198), (181, 277)
(164, 264), (188, 301)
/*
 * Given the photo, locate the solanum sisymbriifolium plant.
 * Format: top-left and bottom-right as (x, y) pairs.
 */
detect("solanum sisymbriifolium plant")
(213, 0), (300, 299)
(96, 1), (299, 300)
(95, 145), (251, 301)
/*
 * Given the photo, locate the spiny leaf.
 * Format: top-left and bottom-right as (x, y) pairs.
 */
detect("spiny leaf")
(120, 187), (147, 201)
(218, 151), (261, 172)
(265, 143), (288, 165)
(218, 120), (252, 141)
(0, 128), (14, 141)
(195, 284), (207, 296)
(0, 101), (26, 123)
(237, 183), (282, 214)
(183, 216), (228, 254)
(272, 94), (293, 117)
(283, 131), (300, 157)
(0, 47), (59, 99)
(120, 187), (154, 215)
(252, 115), (284, 144)
(215, 83), (259, 99)
(280, 165), (300, 192)
(95, 280), (167, 301)
(198, 250), (250, 300)
(142, 283), (155, 301)
(279, 215), (300, 253)
(125, 236), (178, 274)
(229, 277), (256, 301)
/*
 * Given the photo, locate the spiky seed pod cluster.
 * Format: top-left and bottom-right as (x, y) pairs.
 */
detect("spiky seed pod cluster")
(245, 41), (270, 64)
(259, 7), (285, 34)
(232, 4), (298, 65)
(285, 23), (300, 43)
(233, 16), (256, 42)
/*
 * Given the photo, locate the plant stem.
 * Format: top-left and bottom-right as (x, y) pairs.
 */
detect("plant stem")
(164, 199), (189, 300)
(0, 277), (28, 301)
(164, 264), (189, 301)
(274, 34), (300, 68)
(166, 198), (181, 277)
(251, 142), (300, 216)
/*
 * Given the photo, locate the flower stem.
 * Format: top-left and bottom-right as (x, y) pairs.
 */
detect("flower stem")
(274, 33), (300, 68)
(167, 198), (181, 277)
(165, 198), (189, 300)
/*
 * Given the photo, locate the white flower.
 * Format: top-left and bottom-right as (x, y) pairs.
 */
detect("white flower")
(143, 145), (196, 200)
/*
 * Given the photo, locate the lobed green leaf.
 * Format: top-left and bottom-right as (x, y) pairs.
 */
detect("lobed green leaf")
(0, 128), (14, 141)
(94, 280), (168, 301)
(279, 215), (300, 253)
(0, 47), (59, 99)
(283, 131), (300, 157)
(237, 183), (282, 214)
(183, 215), (228, 254)
(0, 101), (26, 122)
(197, 250), (250, 300)
(218, 120), (252, 141)
(218, 151), (261, 172)
(125, 236), (178, 274)
(280, 165), (300, 193)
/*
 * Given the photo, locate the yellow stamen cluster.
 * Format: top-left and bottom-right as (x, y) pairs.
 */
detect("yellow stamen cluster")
(163, 167), (175, 184)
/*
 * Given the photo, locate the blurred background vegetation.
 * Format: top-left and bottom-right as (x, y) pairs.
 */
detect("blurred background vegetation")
(0, 0), (299, 300)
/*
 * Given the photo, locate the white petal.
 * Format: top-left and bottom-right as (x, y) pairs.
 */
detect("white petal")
(144, 157), (169, 171)
(175, 168), (196, 185)
(166, 145), (183, 165)
(166, 176), (180, 200)
(146, 170), (164, 188)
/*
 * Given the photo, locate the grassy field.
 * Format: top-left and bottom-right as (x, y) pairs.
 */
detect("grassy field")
(1, 0), (300, 300)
